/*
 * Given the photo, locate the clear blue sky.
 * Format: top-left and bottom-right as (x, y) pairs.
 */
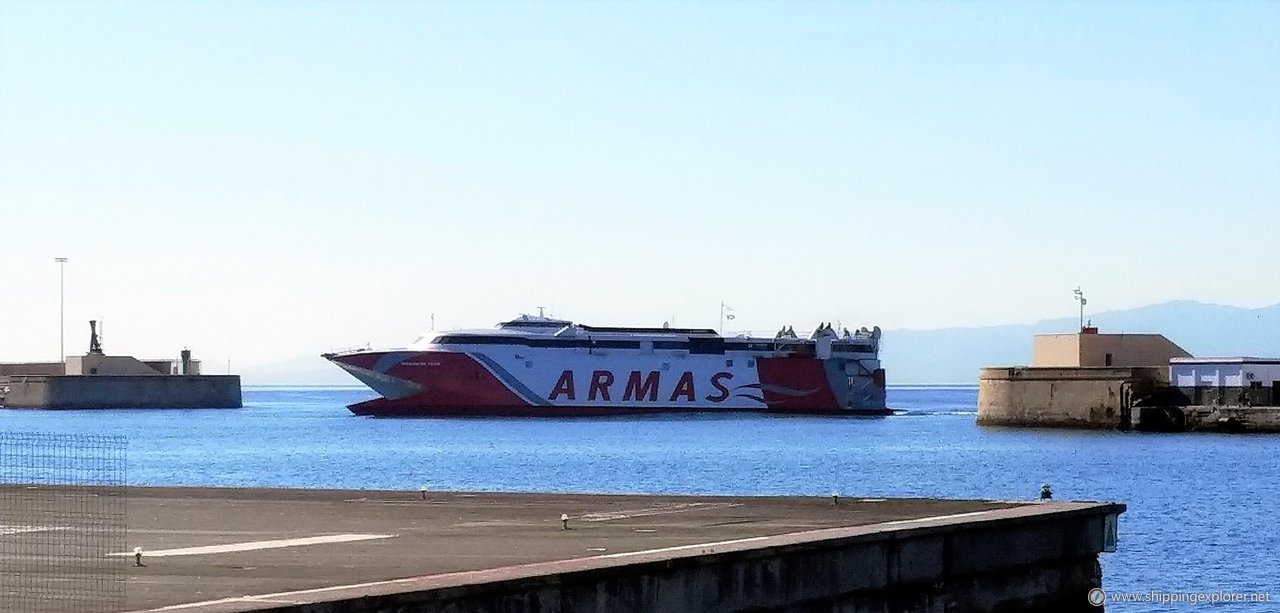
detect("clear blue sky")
(2, 1), (1277, 367)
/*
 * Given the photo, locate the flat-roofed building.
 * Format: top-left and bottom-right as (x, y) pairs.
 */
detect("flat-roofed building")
(1171, 357), (1280, 406)
(1033, 329), (1191, 375)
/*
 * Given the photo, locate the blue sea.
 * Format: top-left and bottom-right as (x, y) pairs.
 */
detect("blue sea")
(3, 386), (1277, 611)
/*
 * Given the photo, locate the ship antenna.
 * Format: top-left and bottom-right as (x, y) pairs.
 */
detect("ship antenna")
(537, 306), (546, 318)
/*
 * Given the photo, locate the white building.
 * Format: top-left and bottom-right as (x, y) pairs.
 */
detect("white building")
(1170, 357), (1280, 405)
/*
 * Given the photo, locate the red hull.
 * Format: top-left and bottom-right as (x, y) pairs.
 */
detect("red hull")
(347, 396), (894, 418)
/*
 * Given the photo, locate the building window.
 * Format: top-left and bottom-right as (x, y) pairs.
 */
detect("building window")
(1104, 353), (1113, 366)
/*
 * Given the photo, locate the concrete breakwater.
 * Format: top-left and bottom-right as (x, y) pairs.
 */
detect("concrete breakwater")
(977, 366), (1159, 429)
(0, 320), (241, 409)
(978, 367), (1280, 433)
(975, 329), (1280, 432)
(0, 374), (241, 408)
(1135, 404), (1280, 433)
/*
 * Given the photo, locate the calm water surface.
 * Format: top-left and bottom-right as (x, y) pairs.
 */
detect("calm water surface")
(3, 386), (1277, 611)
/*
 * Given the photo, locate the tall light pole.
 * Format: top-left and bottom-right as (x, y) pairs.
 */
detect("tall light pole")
(1072, 286), (1087, 332)
(55, 257), (68, 368)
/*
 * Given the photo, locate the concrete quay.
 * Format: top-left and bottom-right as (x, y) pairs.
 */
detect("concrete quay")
(1136, 404), (1280, 433)
(0, 374), (241, 409)
(9, 486), (1125, 612)
(977, 366), (1159, 429)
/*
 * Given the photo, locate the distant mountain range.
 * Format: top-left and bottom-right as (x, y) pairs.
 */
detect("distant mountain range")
(240, 301), (1280, 386)
(881, 300), (1280, 384)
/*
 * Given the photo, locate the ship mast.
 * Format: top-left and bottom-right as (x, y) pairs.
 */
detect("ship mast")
(719, 302), (735, 334)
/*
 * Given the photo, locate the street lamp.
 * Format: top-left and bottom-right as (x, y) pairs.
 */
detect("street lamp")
(1072, 286), (1087, 332)
(54, 257), (68, 368)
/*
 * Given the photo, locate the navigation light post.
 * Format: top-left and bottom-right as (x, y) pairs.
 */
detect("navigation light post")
(55, 257), (68, 368)
(1073, 287), (1087, 332)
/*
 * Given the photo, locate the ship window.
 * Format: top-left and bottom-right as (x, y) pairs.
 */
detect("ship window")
(434, 335), (519, 345)
(688, 337), (725, 355)
(834, 343), (872, 353)
(747, 359), (755, 367)
(593, 340), (642, 349)
(726, 359), (734, 367)
(525, 360), (533, 368)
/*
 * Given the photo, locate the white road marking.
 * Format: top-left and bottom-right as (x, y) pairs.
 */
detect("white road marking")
(873, 510), (995, 526)
(134, 534), (773, 612)
(590, 536), (770, 559)
(111, 533), (395, 558)
(343, 499), (455, 505)
(578, 502), (741, 522)
(0, 525), (70, 536)
(139, 577), (426, 611)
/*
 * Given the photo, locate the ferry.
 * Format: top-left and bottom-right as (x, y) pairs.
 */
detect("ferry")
(323, 314), (887, 417)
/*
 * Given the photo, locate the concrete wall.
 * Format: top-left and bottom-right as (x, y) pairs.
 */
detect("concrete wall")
(1031, 335), (1081, 367)
(66, 354), (168, 376)
(234, 502), (1124, 613)
(1137, 405), (1280, 433)
(2, 375), (241, 408)
(1032, 334), (1190, 371)
(0, 362), (64, 376)
(1080, 335), (1189, 373)
(978, 367), (1163, 429)
(1182, 406), (1280, 433)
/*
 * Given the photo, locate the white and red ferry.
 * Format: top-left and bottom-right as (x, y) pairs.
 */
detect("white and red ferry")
(324, 315), (887, 417)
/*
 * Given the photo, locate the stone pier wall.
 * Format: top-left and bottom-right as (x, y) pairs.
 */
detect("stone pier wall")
(1, 375), (241, 409)
(978, 367), (1163, 429)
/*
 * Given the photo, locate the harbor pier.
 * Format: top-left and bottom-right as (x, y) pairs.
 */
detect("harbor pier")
(0, 321), (241, 409)
(978, 329), (1188, 430)
(8, 486), (1126, 612)
(0, 373), (241, 409)
(978, 331), (1280, 432)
